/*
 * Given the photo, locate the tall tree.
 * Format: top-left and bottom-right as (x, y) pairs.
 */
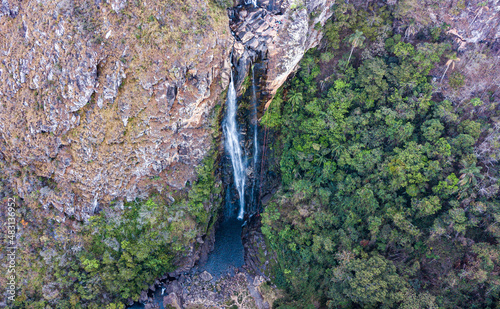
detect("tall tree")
(458, 160), (484, 187)
(287, 90), (303, 112)
(346, 30), (365, 67)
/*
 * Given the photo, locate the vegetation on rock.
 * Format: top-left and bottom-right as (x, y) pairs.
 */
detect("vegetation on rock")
(6, 144), (222, 308)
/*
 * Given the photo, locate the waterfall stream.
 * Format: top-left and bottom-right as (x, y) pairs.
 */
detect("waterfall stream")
(223, 73), (247, 220)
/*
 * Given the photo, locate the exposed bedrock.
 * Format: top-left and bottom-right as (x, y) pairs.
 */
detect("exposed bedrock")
(230, 0), (335, 105)
(0, 0), (233, 220)
(0, 0), (335, 221)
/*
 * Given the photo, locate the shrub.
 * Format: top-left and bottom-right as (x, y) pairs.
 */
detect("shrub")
(449, 71), (465, 89)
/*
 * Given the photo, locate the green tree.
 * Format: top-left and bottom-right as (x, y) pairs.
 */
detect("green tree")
(328, 255), (409, 308)
(458, 160), (484, 188)
(422, 119), (444, 142)
(346, 30), (365, 67)
(287, 90), (304, 112)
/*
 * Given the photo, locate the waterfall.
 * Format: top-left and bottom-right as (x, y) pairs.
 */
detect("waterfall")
(223, 73), (246, 220)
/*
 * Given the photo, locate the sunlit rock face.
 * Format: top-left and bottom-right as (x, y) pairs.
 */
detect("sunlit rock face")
(0, 0), (336, 220)
(230, 0), (335, 106)
(0, 0), (233, 220)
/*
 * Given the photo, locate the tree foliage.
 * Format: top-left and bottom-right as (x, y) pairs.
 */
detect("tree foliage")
(261, 17), (500, 308)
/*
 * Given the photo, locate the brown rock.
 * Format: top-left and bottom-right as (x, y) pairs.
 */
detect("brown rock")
(230, 0), (335, 107)
(163, 292), (183, 309)
(200, 270), (213, 282)
(0, 0), (232, 220)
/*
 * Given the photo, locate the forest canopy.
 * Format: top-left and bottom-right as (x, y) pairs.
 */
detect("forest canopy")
(261, 3), (500, 308)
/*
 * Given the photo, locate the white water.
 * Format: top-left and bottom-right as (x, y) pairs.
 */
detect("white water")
(224, 73), (246, 220)
(245, 0), (257, 7)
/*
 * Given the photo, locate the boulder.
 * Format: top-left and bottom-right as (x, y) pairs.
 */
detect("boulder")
(200, 270), (213, 282)
(163, 292), (183, 309)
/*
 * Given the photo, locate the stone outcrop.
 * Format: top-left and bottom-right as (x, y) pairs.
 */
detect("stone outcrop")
(230, 0), (335, 106)
(160, 270), (267, 309)
(0, 0), (232, 220)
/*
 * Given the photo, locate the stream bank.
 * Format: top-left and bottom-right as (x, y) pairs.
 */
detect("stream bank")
(127, 216), (278, 309)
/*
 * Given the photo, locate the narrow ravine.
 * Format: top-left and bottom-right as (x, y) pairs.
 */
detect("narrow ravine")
(193, 68), (248, 278)
(197, 56), (263, 278)
(128, 2), (287, 307)
(127, 55), (265, 308)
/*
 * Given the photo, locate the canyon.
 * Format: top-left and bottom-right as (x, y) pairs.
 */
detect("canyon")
(0, 0), (499, 308)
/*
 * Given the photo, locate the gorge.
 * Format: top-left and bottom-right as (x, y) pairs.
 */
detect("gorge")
(0, 0), (336, 306)
(1, 0), (499, 308)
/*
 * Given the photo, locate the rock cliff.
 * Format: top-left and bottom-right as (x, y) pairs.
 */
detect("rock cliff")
(230, 0), (335, 106)
(0, 0), (336, 220)
(0, 0), (232, 220)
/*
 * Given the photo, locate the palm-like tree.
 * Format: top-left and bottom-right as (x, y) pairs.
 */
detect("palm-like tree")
(287, 90), (303, 111)
(440, 53), (461, 83)
(346, 30), (365, 67)
(459, 160), (484, 187)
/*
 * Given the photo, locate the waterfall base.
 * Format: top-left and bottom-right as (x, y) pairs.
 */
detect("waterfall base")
(195, 217), (244, 279)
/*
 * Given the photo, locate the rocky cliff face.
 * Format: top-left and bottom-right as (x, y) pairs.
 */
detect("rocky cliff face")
(230, 0), (334, 105)
(0, 0), (336, 220)
(0, 0), (232, 220)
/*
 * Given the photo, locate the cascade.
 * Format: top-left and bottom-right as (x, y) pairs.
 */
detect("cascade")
(223, 72), (247, 220)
